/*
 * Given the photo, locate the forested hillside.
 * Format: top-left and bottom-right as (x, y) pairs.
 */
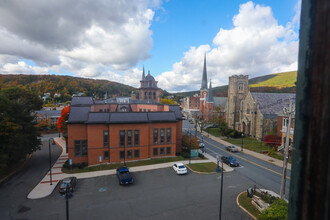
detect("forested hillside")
(0, 74), (136, 101)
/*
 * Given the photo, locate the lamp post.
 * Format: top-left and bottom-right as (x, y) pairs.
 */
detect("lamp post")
(49, 138), (55, 185)
(219, 159), (224, 220)
(241, 133), (244, 151)
(189, 128), (191, 164)
(66, 185), (70, 220)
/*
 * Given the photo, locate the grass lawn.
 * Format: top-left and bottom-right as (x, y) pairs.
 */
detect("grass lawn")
(186, 162), (218, 173)
(238, 192), (261, 218)
(62, 156), (189, 173)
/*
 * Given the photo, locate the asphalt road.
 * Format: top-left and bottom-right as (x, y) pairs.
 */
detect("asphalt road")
(1, 167), (253, 220)
(183, 120), (291, 198)
(0, 133), (61, 220)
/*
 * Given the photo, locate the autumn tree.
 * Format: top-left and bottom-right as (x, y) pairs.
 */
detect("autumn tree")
(0, 87), (43, 166)
(57, 106), (70, 134)
(161, 98), (176, 105)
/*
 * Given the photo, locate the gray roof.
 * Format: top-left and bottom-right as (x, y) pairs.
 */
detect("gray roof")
(207, 81), (214, 103)
(213, 97), (227, 108)
(201, 54), (208, 90)
(145, 73), (155, 81)
(169, 105), (183, 119)
(68, 109), (179, 124)
(71, 96), (94, 106)
(87, 112), (110, 123)
(68, 106), (91, 123)
(35, 110), (61, 118)
(251, 93), (296, 115)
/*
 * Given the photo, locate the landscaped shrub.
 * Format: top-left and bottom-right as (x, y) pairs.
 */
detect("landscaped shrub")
(258, 198), (288, 220)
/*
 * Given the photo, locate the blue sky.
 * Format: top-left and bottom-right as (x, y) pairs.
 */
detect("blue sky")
(0, 0), (300, 92)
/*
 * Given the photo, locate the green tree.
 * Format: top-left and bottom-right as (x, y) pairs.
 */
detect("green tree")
(0, 87), (43, 166)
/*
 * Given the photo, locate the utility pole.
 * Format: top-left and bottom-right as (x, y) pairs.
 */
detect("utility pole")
(280, 99), (294, 199)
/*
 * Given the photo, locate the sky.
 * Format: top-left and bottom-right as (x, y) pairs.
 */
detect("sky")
(0, 0), (301, 93)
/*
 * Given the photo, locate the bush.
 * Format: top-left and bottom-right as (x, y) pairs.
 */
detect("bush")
(258, 199), (288, 220)
(62, 161), (88, 169)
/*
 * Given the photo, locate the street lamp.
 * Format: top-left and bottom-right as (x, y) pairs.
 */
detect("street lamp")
(219, 159), (224, 220)
(49, 138), (55, 185)
(241, 133), (244, 151)
(189, 128), (191, 164)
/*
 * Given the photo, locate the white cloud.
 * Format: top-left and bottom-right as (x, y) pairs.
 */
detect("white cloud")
(157, 1), (299, 92)
(0, 0), (158, 79)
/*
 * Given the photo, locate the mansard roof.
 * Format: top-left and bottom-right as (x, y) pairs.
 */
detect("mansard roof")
(251, 92), (296, 115)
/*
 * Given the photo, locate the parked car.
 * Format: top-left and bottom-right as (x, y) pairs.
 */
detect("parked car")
(221, 156), (240, 167)
(173, 163), (188, 175)
(116, 167), (134, 185)
(226, 145), (239, 152)
(59, 177), (77, 193)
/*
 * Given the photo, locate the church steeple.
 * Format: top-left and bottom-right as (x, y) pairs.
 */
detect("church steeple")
(142, 66), (145, 80)
(201, 53), (208, 90)
(207, 80), (214, 103)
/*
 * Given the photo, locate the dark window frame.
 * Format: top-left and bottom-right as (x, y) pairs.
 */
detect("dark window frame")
(104, 151), (109, 160)
(119, 150), (125, 159)
(153, 129), (158, 144)
(103, 130), (109, 148)
(74, 140), (88, 157)
(119, 130), (125, 147)
(127, 130), (132, 146)
(153, 148), (158, 156)
(160, 128), (165, 144)
(160, 147), (165, 155)
(127, 150), (132, 159)
(166, 128), (171, 143)
(166, 147), (171, 155)
(134, 130), (140, 146)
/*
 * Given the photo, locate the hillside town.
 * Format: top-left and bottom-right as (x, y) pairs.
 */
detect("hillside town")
(0, 1), (328, 220)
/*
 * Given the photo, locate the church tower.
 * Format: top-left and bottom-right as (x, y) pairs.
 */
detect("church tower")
(139, 67), (160, 102)
(226, 75), (249, 130)
(200, 53), (208, 117)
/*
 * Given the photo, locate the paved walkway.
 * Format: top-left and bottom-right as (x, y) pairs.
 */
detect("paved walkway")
(200, 131), (291, 170)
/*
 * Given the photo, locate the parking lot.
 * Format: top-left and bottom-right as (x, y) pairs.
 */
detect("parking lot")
(21, 167), (251, 220)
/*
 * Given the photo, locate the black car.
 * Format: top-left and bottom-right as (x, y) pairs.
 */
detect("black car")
(59, 177), (77, 193)
(221, 156), (240, 167)
(116, 167), (134, 185)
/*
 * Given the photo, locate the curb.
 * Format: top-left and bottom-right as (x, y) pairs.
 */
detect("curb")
(0, 153), (33, 185)
(236, 191), (257, 220)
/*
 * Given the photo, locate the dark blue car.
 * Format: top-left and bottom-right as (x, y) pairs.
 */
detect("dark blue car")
(221, 156), (240, 167)
(116, 167), (134, 185)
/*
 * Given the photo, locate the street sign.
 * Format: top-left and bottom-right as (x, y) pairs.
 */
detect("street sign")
(69, 159), (72, 165)
(99, 156), (102, 163)
(216, 155), (221, 161)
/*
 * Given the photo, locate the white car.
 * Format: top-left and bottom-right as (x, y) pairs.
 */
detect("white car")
(173, 163), (188, 175)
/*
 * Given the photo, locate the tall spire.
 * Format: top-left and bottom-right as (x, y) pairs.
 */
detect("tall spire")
(207, 80), (214, 102)
(142, 66), (146, 80)
(201, 53), (208, 90)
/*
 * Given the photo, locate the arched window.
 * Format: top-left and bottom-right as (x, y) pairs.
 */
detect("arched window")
(153, 92), (156, 99)
(145, 92), (147, 98)
(149, 92), (152, 99)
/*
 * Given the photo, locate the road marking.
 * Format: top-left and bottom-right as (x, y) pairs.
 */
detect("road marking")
(202, 138), (291, 180)
(40, 180), (59, 184)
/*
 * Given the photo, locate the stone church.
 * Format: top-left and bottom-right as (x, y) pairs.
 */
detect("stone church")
(139, 67), (161, 103)
(226, 75), (296, 140)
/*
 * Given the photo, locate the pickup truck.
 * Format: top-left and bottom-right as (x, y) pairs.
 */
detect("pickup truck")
(116, 167), (134, 185)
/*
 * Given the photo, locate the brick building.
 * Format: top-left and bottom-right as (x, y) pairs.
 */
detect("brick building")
(67, 96), (183, 166)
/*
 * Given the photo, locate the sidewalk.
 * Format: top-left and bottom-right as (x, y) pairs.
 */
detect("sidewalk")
(200, 131), (291, 170)
(27, 137), (215, 199)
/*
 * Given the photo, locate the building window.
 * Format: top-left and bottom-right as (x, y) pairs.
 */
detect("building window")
(134, 130), (140, 146)
(166, 147), (171, 155)
(74, 140), (88, 156)
(104, 151), (109, 160)
(127, 130), (132, 146)
(166, 128), (171, 143)
(119, 130), (125, 147)
(99, 109), (103, 112)
(103, 130), (109, 148)
(134, 150), (140, 158)
(160, 128), (165, 144)
(153, 148), (158, 156)
(119, 151), (125, 159)
(153, 129), (158, 144)
(160, 147), (165, 155)
(127, 150), (132, 159)
(153, 92), (156, 99)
